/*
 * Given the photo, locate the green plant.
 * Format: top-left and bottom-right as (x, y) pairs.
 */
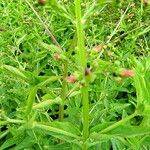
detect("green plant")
(0, 0), (150, 149)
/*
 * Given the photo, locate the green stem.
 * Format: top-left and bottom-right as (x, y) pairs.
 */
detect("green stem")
(82, 85), (89, 150)
(59, 62), (68, 121)
(75, 1), (89, 150)
(75, 0), (86, 67)
(141, 0), (144, 16)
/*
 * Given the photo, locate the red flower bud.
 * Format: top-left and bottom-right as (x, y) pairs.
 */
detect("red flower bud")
(144, 0), (148, 5)
(85, 68), (92, 76)
(53, 53), (61, 60)
(38, 0), (47, 5)
(95, 45), (103, 52)
(65, 75), (77, 83)
(120, 69), (135, 78)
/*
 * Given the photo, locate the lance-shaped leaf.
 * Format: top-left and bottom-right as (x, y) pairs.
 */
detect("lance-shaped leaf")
(32, 98), (60, 110)
(90, 113), (136, 134)
(0, 138), (16, 150)
(25, 86), (38, 117)
(25, 76), (61, 116)
(37, 76), (61, 87)
(33, 122), (81, 143)
(40, 42), (62, 54)
(3, 65), (30, 82)
(83, 2), (106, 23)
(49, 0), (73, 21)
(91, 125), (150, 140)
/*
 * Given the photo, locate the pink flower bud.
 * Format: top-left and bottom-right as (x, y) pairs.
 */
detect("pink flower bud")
(120, 69), (135, 78)
(53, 53), (61, 60)
(65, 75), (77, 83)
(144, 0), (148, 5)
(95, 45), (103, 52)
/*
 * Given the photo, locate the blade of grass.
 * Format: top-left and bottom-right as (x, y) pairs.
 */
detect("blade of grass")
(106, 3), (130, 43)
(24, 0), (61, 48)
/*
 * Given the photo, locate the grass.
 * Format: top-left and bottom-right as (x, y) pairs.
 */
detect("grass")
(0, 0), (150, 149)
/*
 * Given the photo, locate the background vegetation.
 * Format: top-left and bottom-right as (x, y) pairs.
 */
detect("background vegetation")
(0, 0), (150, 149)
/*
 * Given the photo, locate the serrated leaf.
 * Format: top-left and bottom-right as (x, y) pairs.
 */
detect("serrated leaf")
(3, 65), (29, 82)
(40, 43), (62, 54)
(33, 51), (48, 64)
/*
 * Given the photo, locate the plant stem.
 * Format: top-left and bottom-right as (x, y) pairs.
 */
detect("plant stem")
(24, 0), (68, 121)
(75, 1), (89, 149)
(75, 0), (86, 67)
(59, 62), (68, 121)
(82, 85), (89, 150)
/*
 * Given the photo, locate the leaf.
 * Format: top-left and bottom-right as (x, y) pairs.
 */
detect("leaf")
(107, 125), (150, 137)
(143, 105), (150, 116)
(37, 76), (61, 87)
(24, 75), (60, 116)
(13, 136), (36, 150)
(90, 133), (114, 143)
(16, 34), (27, 47)
(0, 121), (9, 126)
(95, 113), (136, 134)
(32, 98), (60, 110)
(33, 122), (81, 143)
(44, 143), (71, 150)
(90, 122), (115, 133)
(111, 138), (126, 150)
(91, 125), (150, 144)
(83, 2), (106, 23)
(49, 0), (73, 21)
(40, 42), (62, 54)
(0, 138), (16, 150)
(25, 86), (38, 116)
(3, 65), (29, 82)
(0, 127), (25, 150)
(133, 57), (150, 105)
(32, 51), (48, 64)
(50, 121), (81, 136)
(0, 130), (9, 140)
(41, 93), (56, 100)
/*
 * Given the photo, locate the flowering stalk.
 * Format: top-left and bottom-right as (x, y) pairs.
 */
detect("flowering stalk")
(75, 0), (89, 150)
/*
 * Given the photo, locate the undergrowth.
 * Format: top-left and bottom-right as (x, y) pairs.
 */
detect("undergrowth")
(0, 0), (150, 149)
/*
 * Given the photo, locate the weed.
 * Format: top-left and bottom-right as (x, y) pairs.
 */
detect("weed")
(0, 0), (150, 150)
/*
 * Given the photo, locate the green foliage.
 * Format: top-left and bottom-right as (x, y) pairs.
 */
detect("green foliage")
(0, 0), (150, 149)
